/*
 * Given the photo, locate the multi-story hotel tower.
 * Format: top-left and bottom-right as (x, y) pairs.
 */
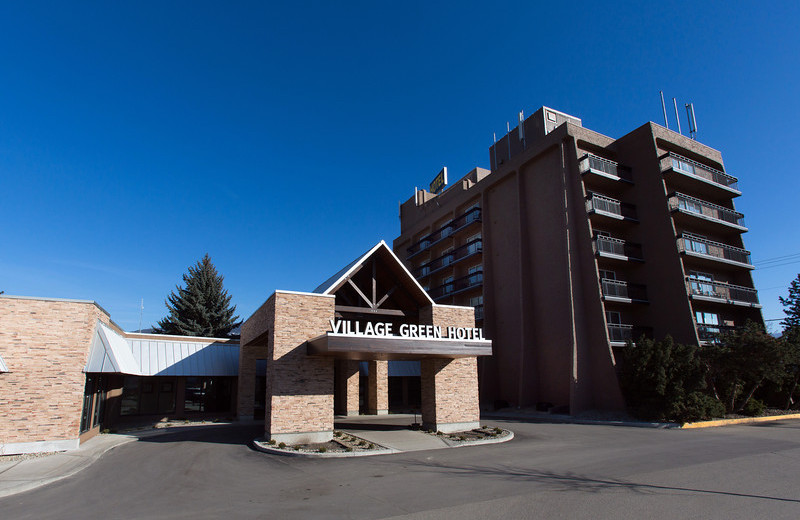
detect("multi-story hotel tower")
(393, 107), (763, 413)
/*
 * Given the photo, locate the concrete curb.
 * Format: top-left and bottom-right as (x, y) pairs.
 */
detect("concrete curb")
(253, 439), (398, 458)
(438, 430), (515, 448)
(482, 412), (678, 429)
(0, 434), (137, 499)
(681, 413), (800, 429)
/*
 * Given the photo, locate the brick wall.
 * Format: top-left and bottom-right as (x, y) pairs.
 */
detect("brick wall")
(237, 296), (274, 419)
(0, 297), (110, 448)
(366, 360), (388, 414)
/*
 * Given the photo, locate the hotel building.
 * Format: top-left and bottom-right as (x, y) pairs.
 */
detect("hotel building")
(393, 107), (763, 413)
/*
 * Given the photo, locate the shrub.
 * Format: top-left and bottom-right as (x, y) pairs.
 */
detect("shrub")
(742, 398), (766, 417)
(318, 447), (327, 453)
(267, 439), (276, 445)
(278, 442), (286, 449)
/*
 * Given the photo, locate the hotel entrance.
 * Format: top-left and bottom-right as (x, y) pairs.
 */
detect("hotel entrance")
(237, 241), (492, 444)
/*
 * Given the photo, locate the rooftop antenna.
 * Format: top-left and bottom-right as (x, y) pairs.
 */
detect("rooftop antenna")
(518, 110), (526, 148)
(492, 132), (497, 170)
(660, 91), (669, 129)
(138, 298), (144, 333)
(672, 98), (682, 135)
(685, 103), (698, 139)
(506, 121), (511, 159)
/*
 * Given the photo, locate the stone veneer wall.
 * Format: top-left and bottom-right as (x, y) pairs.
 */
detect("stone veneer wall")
(419, 304), (481, 433)
(237, 296), (274, 420)
(334, 359), (360, 416)
(0, 297), (110, 453)
(268, 292), (335, 443)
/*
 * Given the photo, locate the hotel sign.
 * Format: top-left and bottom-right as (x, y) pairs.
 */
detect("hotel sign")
(329, 319), (484, 340)
(429, 167), (448, 194)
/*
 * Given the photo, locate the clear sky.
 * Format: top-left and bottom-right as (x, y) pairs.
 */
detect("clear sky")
(1, 1), (798, 332)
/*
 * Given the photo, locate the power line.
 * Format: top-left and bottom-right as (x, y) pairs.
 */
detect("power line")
(754, 252), (800, 266)
(754, 259), (800, 271)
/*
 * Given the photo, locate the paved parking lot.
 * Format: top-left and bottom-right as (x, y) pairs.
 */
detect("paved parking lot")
(1, 419), (799, 519)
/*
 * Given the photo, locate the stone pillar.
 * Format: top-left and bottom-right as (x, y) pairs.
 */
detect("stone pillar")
(421, 357), (480, 433)
(419, 303), (482, 433)
(266, 292), (336, 444)
(334, 359), (360, 416)
(366, 360), (388, 415)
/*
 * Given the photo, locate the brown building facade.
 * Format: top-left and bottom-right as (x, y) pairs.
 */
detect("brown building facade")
(393, 107), (763, 414)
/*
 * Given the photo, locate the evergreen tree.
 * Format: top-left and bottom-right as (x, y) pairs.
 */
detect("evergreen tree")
(779, 274), (800, 331)
(155, 254), (239, 337)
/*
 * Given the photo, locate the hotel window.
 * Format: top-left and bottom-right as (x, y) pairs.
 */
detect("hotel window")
(441, 247), (453, 266)
(467, 233), (482, 254)
(120, 376), (177, 416)
(599, 269), (616, 280)
(469, 295), (483, 307)
(689, 271), (715, 296)
(605, 311), (622, 324)
(687, 235), (709, 254)
(464, 203), (480, 224)
(443, 276), (454, 293)
(672, 157), (694, 174)
(679, 197), (703, 215)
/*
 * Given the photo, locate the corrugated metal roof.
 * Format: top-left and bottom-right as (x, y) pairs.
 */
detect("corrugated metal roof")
(85, 322), (239, 377)
(0, 353), (8, 372)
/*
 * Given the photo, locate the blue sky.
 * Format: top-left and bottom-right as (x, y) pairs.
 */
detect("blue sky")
(1, 1), (798, 332)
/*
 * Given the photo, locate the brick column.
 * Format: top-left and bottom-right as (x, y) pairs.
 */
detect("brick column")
(419, 304), (481, 433)
(366, 360), (388, 415)
(267, 292), (336, 444)
(335, 359), (360, 416)
(421, 357), (480, 433)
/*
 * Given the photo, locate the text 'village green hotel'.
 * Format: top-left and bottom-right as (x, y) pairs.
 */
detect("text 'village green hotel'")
(394, 107), (763, 414)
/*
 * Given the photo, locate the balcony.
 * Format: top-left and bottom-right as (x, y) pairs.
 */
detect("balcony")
(668, 193), (747, 233)
(429, 271), (483, 301)
(414, 238), (482, 279)
(601, 279), (648, 303)
(697, 324), (737, 344)
(687, 278), (761, 308)
(607, 324), (652, 346)
(594, 236), (644, 262)
(474, 304), (484, 321)
(586, 193), (638, 222)
(662, 153), (740, 198)
(677, 234), (753, 269)
(579, 154), (633, 183)
(407, 207), (482, 258)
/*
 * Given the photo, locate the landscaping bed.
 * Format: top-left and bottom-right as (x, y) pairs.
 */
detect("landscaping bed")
(426, 425), (512, 445)
(255, 431), (386, 455)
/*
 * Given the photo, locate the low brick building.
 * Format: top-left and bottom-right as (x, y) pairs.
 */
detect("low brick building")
(1, 241), (491, 453)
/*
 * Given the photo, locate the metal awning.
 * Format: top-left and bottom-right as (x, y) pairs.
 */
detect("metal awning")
(85, 321), (239, 376)
(307, 333), (492, 360)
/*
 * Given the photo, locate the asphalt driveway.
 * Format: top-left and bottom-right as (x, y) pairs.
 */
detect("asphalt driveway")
(1, 419), (799, 519)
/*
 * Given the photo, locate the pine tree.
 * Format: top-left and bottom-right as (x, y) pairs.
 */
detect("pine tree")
(155, 254), (239, 337)
(780, 274), (800, 332)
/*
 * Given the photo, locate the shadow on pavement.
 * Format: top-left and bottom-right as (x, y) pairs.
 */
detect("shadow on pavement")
(133, 423), (264, 447)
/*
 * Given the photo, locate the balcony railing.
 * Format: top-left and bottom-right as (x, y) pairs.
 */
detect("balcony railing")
(414, 238), (482, 278)
(579, 154), (632, 182)
(669, 193), (746, 228)
(687, 278), (760, 306)
(474, 304), (484, 321)
(677, 234), (752, 267)
(407, 207), (482, 258)
(594, 236), (644, 261)
(601, 279), (648, 302)
(697, 324), (737, 344)
(606, 324), (652, 344)
(664, 153), (739, 192)
(587, 193), (638, 221)
(429, 271), (483, 300)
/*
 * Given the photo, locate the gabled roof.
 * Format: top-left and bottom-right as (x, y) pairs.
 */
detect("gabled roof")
(312, 240), (434, 306)
(86, 321), (142, 375)
(0, 353), (8, 372)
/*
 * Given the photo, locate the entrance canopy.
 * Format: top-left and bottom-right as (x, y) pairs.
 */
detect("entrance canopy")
(307, 333), (492, 360)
